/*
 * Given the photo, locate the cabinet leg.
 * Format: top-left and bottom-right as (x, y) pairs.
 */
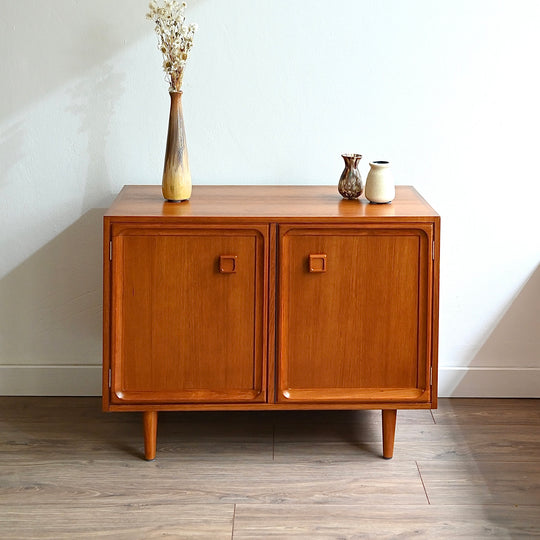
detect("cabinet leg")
(382, 409), (397, 459)
(143, 411), (158, 461)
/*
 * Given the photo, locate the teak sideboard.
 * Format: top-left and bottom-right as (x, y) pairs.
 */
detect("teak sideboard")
(103, 185), (440, 460)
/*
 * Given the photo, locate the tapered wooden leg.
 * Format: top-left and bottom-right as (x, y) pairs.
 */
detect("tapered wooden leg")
(143, 411), (158, 461)
(382, 409), (397, 459)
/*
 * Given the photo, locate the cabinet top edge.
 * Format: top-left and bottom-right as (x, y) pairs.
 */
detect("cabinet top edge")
(104, 185), (440, 219)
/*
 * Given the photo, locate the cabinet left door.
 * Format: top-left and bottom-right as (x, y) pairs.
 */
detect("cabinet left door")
(105, 224), (268, 405)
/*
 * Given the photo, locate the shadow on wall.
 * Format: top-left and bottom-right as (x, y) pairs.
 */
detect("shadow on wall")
(1, 0), (209, 122)
(447, 264), (540, 397)
(0, 121), (24, 186)
(67, 62), (125, 210)
(0, 0), (149, 122)
(474, 264), (540, 367)
(0, 209), (105, 368)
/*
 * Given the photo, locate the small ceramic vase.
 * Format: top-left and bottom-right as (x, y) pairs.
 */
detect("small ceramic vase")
(365, 161), (395, 204)
(338, 154), (363, 199)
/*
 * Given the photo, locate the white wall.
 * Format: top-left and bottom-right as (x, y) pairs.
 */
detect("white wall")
(1, 0), (539, 396)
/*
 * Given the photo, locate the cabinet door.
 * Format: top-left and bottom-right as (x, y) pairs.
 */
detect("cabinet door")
(109, 225), (267, 404)
(278, 224), (433, 403)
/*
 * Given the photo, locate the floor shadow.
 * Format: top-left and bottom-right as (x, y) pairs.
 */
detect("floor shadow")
(0, 396), (143, 459)
(431, 398), (540, 536)
(123, 410), (382, 460)
(442, 267), (540, 530)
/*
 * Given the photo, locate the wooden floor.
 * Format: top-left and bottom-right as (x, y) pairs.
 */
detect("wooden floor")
(1, 398), (539, 539)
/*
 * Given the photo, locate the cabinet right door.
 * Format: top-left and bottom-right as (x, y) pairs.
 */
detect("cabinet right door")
(277, 224), (435, 404)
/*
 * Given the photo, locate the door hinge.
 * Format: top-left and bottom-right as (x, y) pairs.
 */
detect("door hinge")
(108, 368), (112, 388)
(109, 241), (112, 261)
(430, 366), (433, 386)
(432, 240), (435, 260)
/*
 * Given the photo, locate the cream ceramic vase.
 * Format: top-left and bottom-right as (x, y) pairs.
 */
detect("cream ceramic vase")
(365, 161), (395, 204)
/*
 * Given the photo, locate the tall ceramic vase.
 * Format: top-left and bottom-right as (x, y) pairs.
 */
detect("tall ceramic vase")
(338, 153), (363, 199)
(162, 91), (192, 202)
(365, 161), (395, 204)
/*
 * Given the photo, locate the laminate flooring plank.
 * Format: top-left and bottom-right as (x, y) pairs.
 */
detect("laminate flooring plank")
(0, 460), (427, 506)
(1, 414), (275, 439)
(0, 440), (275, 462)
(0, 503), (234, 540)
(3, 397), (540, 538)
(274, 423), (540, 462)
(1, 412), (275, 462)
(418, 461), (540, 506)
(275, 419), (538, 444)
(232, 504), (540, 539)
(273, 411), (433, 444)
(0, 402), (430, 463)
(433, 398), (540, 425)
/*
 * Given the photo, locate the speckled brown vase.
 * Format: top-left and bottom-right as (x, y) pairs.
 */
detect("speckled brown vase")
(162, 91), (192, 202)
(338, 153), (363, 199)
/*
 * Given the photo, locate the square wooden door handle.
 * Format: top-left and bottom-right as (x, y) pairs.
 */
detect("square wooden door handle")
(309, 254), (327, 273)
(219, 255), (238, 273)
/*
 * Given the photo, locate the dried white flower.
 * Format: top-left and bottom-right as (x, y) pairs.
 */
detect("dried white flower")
(147, 0), (197, 92)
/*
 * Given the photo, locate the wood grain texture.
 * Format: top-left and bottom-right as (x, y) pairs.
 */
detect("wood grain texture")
(382, 409), (397, 458)
(430, 218), (441, 409)
(1, 398), (539, 538)
(102, 217), (112, 410)
(105, 401), (435, 412)
(0, 460), (427, 506)
(0, 504), (234, 540)
(278, 225), (432, 403)
(267, 223), (278, 403)
(418, 461), (540, 506)
(273, 424), (540, 463)
(432, 398), (540, 424)
(103, 185), (440, 460)
(110, 225), (267, 404)
(232, 504), (540, 539)
(105, 185), (440, 221)
(143, 410), (157, 460)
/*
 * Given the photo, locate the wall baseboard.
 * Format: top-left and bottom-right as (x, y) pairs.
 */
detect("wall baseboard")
(1, 365), (539, 398)
(439, 367), (540, 398)
(0, 366), (101, 396)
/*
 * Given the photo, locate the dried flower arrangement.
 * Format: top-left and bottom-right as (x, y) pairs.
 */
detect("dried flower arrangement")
(146, 1), (198, 92)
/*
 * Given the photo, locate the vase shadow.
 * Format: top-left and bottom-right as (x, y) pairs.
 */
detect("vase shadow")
(1, 0), (149, 123)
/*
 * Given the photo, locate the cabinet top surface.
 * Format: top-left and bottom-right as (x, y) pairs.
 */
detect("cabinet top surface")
(105, 185), (439, 221)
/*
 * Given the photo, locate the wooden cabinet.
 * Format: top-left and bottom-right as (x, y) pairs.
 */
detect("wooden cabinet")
(278, 225), (433, 404)
(110, 225), (267, 405)
(103, 185), (440, 460)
